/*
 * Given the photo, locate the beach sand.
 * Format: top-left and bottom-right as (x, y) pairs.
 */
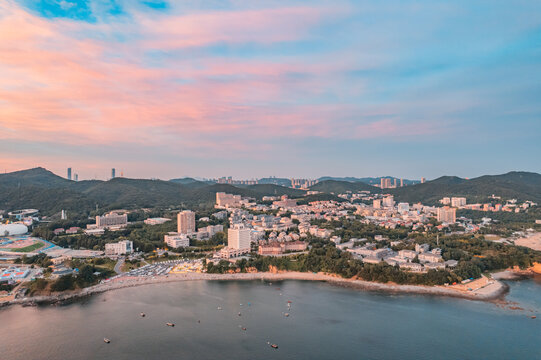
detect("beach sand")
(1, 271), (509, 308)
(515, 232), (541, 251)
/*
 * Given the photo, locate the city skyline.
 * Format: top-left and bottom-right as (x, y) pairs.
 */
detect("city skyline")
(1, 0), (540, 179)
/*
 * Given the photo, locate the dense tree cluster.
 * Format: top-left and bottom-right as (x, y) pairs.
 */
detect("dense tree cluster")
(206, 235), (541, 286)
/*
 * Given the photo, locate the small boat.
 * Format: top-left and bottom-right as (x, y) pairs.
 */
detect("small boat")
(166, 322), (175, 327)
(532, 316), (537, 319)
(238, 312), (242, 316)
(197, 320), (201, 323)
(242, 327), (247, 331)
(104, 338), (111, 343)
(287, 300), (292, 303)
(284, 313), (289, 317)
(217, 307), (223, 310)
(270, 344), (279, 349)
(140, 313), (145, 317)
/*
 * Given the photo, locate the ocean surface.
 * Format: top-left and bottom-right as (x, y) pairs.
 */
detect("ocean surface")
(1, 277), (540, 360)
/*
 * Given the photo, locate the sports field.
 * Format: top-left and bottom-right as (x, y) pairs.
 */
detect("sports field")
(0, 236), (46, 253)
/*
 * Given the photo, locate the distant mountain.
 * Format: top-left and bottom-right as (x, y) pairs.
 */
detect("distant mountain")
(0, 167), (71, 188)
(257, 177), (292, 187)
(0, 168), (308, 215)
(246, 184), (306, 198)
(169, 177), (213, 189)
(297, 193), (346, 204)
(309, 180), (380, 194)
(170, 177), (213, 185)
(389, 171), (541, 204)
(2, 168), (538, 215)
(318, 176), (418, 186)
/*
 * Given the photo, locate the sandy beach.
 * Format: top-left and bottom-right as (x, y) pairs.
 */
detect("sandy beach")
(1, 271), (509, 308)
(515, 232), (541, 251)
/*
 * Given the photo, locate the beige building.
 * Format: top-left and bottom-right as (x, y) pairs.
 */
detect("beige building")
(258, 241), (308, 255)
(451, 197), (467, 207)
(177, 210), (196, 234)
(380, 178), (392, 189)
(437, 206), (456, 224)
(273, 195), (298, 208)
(216, 192), (241, 208)
(96, 212), (127, 228)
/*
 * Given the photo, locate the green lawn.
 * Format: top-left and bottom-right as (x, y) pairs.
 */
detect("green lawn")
(14, 242), (45, 253)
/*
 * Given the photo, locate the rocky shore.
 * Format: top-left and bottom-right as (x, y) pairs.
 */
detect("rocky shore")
(1, 271), (510, 308)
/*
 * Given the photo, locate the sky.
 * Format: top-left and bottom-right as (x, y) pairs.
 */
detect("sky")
(0, 0), (540, 181)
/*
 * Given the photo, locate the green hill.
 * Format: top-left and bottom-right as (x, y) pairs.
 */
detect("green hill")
(2, 168), (539, 215)
(389, 172), (541, 204)
(245, 184), (306, 198)
(0, 168), (310, 215)
(0, 167), (71, 188)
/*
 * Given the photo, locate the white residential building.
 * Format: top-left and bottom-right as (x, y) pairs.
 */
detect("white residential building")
(165, 233), (190, 248)
(397, 202), (410, 213)
(105, 240), (133, 256)
(228, 224), (251, 250)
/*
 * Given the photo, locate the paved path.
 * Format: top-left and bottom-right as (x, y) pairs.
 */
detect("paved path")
(114, 257), (125, 274)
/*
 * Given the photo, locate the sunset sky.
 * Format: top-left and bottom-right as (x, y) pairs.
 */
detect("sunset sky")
(1, 0), (540, 180)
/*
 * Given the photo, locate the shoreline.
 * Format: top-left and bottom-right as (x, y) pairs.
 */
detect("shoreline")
(1, 271), (510, 308)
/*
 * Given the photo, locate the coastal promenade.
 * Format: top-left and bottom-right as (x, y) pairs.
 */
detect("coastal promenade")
(1, 271), (509, 308)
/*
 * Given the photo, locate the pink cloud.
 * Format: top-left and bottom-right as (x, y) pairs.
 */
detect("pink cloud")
(0, 0), (442, 162)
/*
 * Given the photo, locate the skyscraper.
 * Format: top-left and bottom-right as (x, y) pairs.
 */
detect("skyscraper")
(400, 178), (404, 187)
(380, 178), (391, 189)
(177, 210), (196, 234)
(421, 177), (426, 184)
(74, 174), (78, 181)
(111, 168), (116, 179)
(67, 167), (72, 180)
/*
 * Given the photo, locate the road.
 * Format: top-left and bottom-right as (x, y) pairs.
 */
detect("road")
(114, 257), (125, 274)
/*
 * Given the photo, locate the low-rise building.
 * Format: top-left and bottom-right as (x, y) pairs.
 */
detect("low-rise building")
(424, 262), (445, 270)
(164, 233), (190, 248)
(96, 212), (128, 229)
(51, 255), (72, 265)
(105, 240), (133, 256)
(258, 241), (308, 255)
(418, 252), (443, 263)
(217, 247), (249, 259)
(398, 250), (417, 260)
(399, 262), (424, 272)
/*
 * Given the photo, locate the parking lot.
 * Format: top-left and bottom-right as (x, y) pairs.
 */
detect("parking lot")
(124, 260), (202, 278)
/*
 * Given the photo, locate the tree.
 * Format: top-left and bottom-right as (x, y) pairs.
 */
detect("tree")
(51, 275), (75, 292)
